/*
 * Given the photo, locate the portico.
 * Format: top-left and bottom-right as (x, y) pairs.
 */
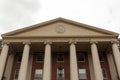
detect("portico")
(0, 18), (120, 80)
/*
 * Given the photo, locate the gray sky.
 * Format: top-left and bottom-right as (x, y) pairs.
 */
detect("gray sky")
(0, 0), (120, 39)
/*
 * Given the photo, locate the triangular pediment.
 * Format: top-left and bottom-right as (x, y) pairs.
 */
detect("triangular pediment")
(2, 18), (119, 38)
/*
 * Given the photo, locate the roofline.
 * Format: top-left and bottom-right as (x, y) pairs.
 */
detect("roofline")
(1, 17), (119, 38)
(60, 18), (119, 35)
(2, 17), (64, 36)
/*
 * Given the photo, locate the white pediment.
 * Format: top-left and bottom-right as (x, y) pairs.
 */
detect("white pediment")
(2, 18), (118, 38)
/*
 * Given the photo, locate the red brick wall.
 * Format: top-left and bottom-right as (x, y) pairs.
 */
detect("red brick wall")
(100, 53), (112, 80)
(52, 52), (70, 80)
(10, 53), (21, 80)
(31, 53), (44, 80)
(10, 52), (111, 80)
(77, 52), (91, 80)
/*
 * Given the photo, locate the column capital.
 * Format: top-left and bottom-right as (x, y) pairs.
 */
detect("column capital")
(23, 41), (31, 45)
(44, 40), (52, 45)
(69, 40), (77, 44)
(90, 41), (98, 44)
(111, 40), (119, 44)
(2, 41), (10, 45)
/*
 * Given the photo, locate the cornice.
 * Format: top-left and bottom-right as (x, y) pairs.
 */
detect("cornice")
(2, 37), (118, 44)
(2, 35), (118, 39)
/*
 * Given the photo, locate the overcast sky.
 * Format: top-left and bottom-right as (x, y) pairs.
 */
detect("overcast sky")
(0, 0), (120, 39)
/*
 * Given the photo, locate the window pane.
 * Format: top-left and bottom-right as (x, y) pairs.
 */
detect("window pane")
(99, 54), (104, 62)
(34, 69), (42, 80)
(57, 54), (64, 62)
(102, 68), (107, 79)
(17, 55), (22, 62)
(77, 53), (85, 62)
(57, 67), (64, 80)
(79, 69), (87, 79)
(36, 54), (44, 62)
(14, 69), (19, 80)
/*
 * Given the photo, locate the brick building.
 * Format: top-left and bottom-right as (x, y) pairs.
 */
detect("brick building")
(0, 18), (120, 80)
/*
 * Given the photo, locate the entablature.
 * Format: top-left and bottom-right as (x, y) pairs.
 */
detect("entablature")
(2, 37), (118, 44)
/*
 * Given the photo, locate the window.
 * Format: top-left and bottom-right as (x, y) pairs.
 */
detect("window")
(14, 69), (19, 80)
(36, 54), (44, 62)
(34, 69), (43, 80)
(57, 54), (64, 62)
(57, 67), (64, 80)
(77, 53), (85, 62)
(17, 55), (22, 63)
(79, 69), (87, 79)
(102, 68), (107, 79)
(99, 54), (104, 62)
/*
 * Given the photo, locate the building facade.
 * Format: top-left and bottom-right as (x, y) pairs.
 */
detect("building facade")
(0, 18), (120, 80)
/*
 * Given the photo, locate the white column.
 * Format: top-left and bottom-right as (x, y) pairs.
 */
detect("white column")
(0, 43), (9, 80)
(18, 43), (30, 80)
(43, 42), (51, 80)
(91, 42), (103, 80)
(112, 41), (120, 79)
(70, 42), (79, 80)
(4, 53), (14, 80)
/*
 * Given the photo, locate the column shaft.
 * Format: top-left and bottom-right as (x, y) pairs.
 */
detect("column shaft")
(18, 44), (30, 80)
(70, 43), (79, 80)
(0, 44), (9, 80)
(43, 43), (51, 80)
(112, 42), (120, 78)
(91, 43), (103, 80)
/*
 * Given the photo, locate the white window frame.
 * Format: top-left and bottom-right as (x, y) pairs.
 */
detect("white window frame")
(36, 54), (44, 63)
(34, 69), (43, 80)
(102, 68), (108, 79)
(78, 68), (87, 79)
(14, 69), (19, 80)
(57, 67), (65, 80)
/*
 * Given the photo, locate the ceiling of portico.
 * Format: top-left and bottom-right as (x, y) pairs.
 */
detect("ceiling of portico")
(10, 42), (111, 54)
(2, 18), (119, 39)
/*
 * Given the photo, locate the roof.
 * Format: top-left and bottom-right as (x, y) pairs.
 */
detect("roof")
(1, 17), (119, 38)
